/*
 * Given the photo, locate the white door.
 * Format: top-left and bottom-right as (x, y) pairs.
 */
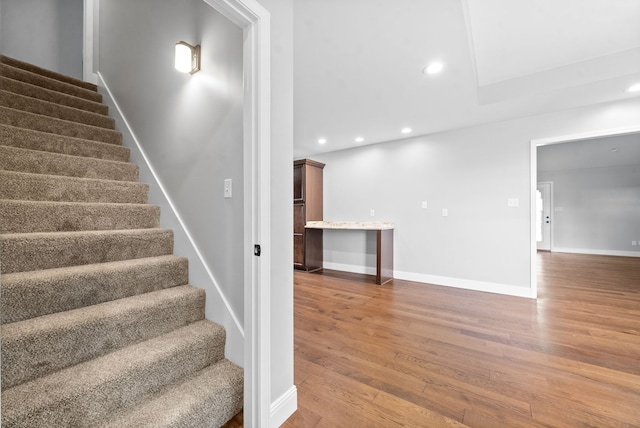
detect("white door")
(536, 182), (552, 251)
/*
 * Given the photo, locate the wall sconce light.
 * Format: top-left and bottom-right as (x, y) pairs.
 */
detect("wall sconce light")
(175, 41), (201, 74)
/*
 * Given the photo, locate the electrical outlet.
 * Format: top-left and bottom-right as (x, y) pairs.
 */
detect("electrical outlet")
(507, 198), (519, 207)
(633, 241), (638, 246)
(370, 209), (375, 217)
(421, 201), (428, 209)
(442, 208), (448, 217)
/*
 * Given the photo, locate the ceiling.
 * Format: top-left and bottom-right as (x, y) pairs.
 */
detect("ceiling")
(293, 0), (640, 158)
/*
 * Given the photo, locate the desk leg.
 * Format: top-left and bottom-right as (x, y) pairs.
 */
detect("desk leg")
(376, 229), (394, 285)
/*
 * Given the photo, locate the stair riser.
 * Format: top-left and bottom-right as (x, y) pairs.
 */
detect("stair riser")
(103, 360), (243, 428)
(0, 171), (148, 204)
(0, 76), (108, 115)
(0, 201), (160, 233)
(2, 286), (206, 389)
(1, 106), (122, 145)
(0, 63), (101, 102)
(1, 321), (226, 428)
(1, 55), (98, 92)
(1, 90), (115, 129)
(1, 256), (189, 324)
(0, 229), (173, 274)
(0, 145), (138, 182)
(0, 124), (130, 162)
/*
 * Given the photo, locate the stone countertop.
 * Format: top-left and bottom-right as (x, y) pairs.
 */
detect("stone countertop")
(305, 221), (395, 230)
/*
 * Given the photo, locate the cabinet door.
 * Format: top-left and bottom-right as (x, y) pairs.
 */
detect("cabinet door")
(293, 164), (303, 202)
(293, 204), (305, 268)
(293, 235), (305, 268)
(293, 204), (305, 233)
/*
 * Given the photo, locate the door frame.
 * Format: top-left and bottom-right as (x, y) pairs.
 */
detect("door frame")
(529, 125), (640, 298)
(84, 0), (272, 425)
(536, 181), (553, 251)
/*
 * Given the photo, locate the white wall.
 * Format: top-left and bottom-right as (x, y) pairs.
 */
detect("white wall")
(539, 156), (640, 255)
(0, 0), (84, 78)
(98, 0), (245, 362)
(309, 98), (640, 297)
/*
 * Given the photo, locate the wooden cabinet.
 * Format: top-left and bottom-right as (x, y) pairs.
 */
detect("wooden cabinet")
(293, 159), (324, 271)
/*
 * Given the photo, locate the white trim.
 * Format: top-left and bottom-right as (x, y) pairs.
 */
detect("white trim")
(82, 0), (98, 84)
(323, 262), (376, 276)
(529, 124), (640, 300)
(270, 386), (298, 428)
(536, 181), (553, 252)
(202, 1), (274, 426)
(97, 73), (244, 337)
(322, 263), (534, 299)
(553, 248), (640, 258)
(395, 270), (535, 299)
(533, 125), (640, 147)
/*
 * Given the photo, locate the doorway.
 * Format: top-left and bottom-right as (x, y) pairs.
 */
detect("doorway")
(529, 125), (640, 298)
(536, 182), (552, 251)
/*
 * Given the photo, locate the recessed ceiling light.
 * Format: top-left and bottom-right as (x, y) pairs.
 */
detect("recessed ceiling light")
(355, 137), (364, 143)
(318, 138), (327, 144)
(423, 62), (444, 75)
(401, 127), (412, 134)
(628, 83), (640, 92)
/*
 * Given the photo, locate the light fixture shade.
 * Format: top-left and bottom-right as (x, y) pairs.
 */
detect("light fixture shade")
(175, 41), (201, 74)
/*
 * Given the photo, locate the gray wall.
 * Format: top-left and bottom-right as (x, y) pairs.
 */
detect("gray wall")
(309, 98), (640, 295)
(98, 0), (245, 358)
(538, 135), (640, 254)
(0, 0), (83, 78)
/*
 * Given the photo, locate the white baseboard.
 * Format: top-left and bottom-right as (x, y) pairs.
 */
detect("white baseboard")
(271, 386), (297, 428)
(393, 271), (535, 299)
(323, 262), (376, 275)
(322, 262), (534, 298)
(553, 248), (640, 257)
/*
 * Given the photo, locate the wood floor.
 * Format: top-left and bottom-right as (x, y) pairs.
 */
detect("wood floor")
(282, 252), (640, 427)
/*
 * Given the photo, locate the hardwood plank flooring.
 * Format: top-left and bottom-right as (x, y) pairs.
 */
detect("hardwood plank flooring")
(282, 252), (640, 427)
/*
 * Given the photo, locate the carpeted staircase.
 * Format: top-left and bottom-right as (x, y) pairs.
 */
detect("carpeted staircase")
(0, 55), (243, 427)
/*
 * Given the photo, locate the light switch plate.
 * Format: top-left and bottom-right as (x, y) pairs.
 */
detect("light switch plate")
(422, 201), (428, 209)
(442, 208), (448, 217)
(224, 179), (232, 198)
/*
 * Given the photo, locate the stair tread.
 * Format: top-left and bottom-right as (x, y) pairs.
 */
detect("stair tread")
(2, 285), (206, 389)
(0, 228), (174, 274)
(0, 144), (138, 181)
(0, 62), (101, 102)
(0, 124), (130, 162)
(103, 358), (243, 428)
(0, 170), (148, 203)
(0, 106), (122, 145)
(0, 76), (108, 115)
(0, 199), (161, 233)
(1, 55), (98, 92)
(1, 90), (115, 129)
(1, 255), (189, 324)
(1, 320), (227, 428)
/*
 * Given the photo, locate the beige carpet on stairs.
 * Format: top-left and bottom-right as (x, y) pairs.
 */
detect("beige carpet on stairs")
(0, 54), (243, 428)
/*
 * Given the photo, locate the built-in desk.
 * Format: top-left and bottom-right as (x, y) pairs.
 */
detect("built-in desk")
(305, 221), (394, 285)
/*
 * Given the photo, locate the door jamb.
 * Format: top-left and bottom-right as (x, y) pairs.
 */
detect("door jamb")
(536, 181), (553, 252)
